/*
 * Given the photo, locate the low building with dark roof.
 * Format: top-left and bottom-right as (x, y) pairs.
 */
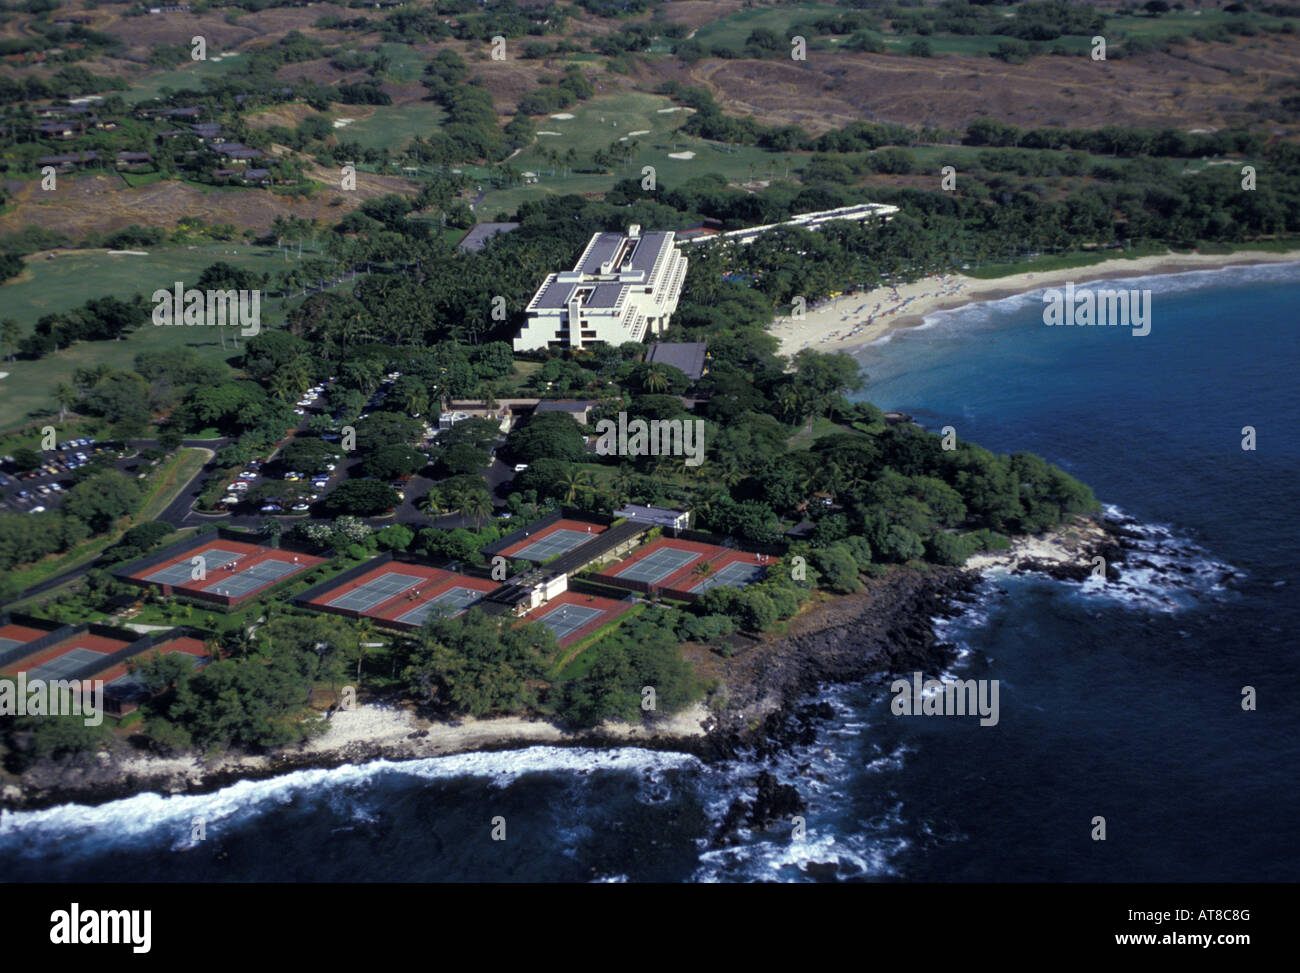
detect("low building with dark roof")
(36, 120), (84, 140)
(645, 341), (708, 381)
(533, 400), (600, 425)
(613, 504), (691, 530)
(37, 151), (99, 170)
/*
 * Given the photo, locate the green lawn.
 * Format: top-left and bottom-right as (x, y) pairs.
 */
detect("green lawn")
(0, 245), (317, 427)
(691, 3), (843, 49)
(1108, 10), (1240, 40)
(377, 43), (428, 84)
(787, 417), (847, 450)
(476, 91), (808, 217)
(336, 101), (447, 154)
(126, 53), (251, 103)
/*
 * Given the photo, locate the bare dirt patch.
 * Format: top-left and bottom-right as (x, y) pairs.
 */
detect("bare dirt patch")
(244, 102), (325, 131)
(0, 171), (415, 239)
(677, 38), (1300, 135)
(98, 12), (262, 60)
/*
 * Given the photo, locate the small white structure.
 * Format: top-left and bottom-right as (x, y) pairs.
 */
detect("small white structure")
(511, 572), (568, 613)
(513, 225), (688, 352)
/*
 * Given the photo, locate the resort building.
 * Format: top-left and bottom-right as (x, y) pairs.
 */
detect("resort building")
(676, 202), (899, 248)
(513, 225), (688, 352)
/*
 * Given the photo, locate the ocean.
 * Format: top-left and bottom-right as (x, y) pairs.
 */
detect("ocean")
(3, 263), (1298, 883)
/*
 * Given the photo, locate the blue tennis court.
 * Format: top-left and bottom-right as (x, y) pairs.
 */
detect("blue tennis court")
(689, 561), (766, 594)
(616, 546), (699, 584)
(145, 548), (243, 586)
(202, 558), (304, 598)
(28, 647), (107, 681)
(0, 637), (22, 653)
(325, 572), (425, 612)
(395, 586), (484, 625)
(511, 528), (597, 562)
(536, 603), (603, 641)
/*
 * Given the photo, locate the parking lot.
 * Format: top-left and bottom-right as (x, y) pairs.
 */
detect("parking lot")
(0, 437), (126, 515)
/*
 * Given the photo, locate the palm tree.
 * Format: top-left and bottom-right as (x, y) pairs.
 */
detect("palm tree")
(419, 488), (449, 517)
(219, 626), (256, 660)
(562, 467), (593, 504)
(645, 365), (670, 394)
(53, 383), (75, 422)
(352, 617), (376, 687)
(714, 458), (744, 489)
(774, 382), (801, 427)
(398, 384), (429, 419)
(612, 466), (635, 502)
(459, 490), (493, 527)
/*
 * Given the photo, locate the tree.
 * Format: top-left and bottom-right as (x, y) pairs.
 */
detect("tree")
(0, 319), (21, 362)
(403, 610), (552, 717)
(62, 472), (142, 533)
(458, 489), (493, 527)
(505, 411), (587, 464)
(810, 545), (861, 593)
(278, 437), (339, 474)
(434, 442), (489, 476)
(10, 446), (41, 473)
(360, 444), (426, 480)
(321, 479), (401, 517)
(260, 518), (284, 548)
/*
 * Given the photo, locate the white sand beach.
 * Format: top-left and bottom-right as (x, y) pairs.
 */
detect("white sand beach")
(771, 249), (1300, 357)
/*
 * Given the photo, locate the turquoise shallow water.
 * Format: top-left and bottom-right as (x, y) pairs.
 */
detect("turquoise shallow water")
(2, 263), (1297, 882)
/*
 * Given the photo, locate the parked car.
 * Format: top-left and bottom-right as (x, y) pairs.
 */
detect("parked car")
(260, 503), (283, 513)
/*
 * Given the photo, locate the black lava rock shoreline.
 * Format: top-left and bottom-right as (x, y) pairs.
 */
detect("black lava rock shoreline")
(2, 517), (1124, 814)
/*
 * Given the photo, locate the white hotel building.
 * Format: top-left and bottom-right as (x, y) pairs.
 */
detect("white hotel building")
(513, 225), (688, 352)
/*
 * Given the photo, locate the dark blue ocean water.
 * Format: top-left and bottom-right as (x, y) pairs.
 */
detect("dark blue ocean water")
(3, 263), (1297, 882)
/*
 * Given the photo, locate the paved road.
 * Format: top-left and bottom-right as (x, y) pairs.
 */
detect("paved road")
(3, 424), (514, 606)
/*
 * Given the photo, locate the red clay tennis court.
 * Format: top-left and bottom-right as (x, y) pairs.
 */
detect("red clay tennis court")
(1, 631), (133, 679)
(593, 537), (771, 599)
(521, 590), (632, 647)
(498, 519), (606, 561)
(0, 622), (55, 656)
(126, 540), (324, 606)
(302, 561), (498, 627)
(1, 631), (211, 715)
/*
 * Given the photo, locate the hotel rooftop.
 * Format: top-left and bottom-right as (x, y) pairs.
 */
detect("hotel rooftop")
(514, 225), (688, 352)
